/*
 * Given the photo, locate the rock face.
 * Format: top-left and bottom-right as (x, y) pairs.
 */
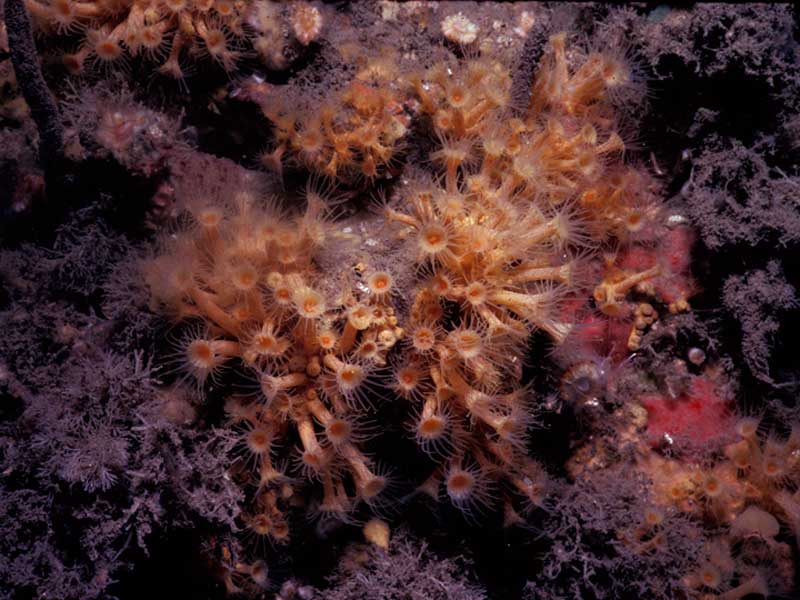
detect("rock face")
(0, 3), (798, 600)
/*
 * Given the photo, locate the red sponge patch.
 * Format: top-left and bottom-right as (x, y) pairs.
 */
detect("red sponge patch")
(640, 377), (734, 449)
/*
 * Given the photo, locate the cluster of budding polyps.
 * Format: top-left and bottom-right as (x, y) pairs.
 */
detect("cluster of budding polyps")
(144, 188), (403, 539)
(625, 416), (800, 599)
(143, 32), (673, 525)
(25, 0), (323, 77)
(255, 52), (411, 180)
(379, 34), (657, 516)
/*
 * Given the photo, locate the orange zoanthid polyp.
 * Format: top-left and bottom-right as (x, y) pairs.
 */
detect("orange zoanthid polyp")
(444, 462), (492, 517)
(231, 264), (259, 291)
(198, 206), (224, 228)
(347, 304), (373, 330)
(417, 222), (451, 259)
(336, 363), (365, 393)
(272, 283), (292, 306)
(248, 323), (289, 363)
(446, 469), (475, 501)
(356, 339), (380, 362)
(317, 329), (337, 350)
(50, 0), (76, 29)
(324, 418), (352, 446)
(736, 417), (760, 440)
(292, 286), (326, 319)
(464, 281), (488, 306)
(359, 475), (387, 500)
(448, 328), (483, 361)
(139, 26), (163, 51)
(697, 564), (722, 590)
(366, 271), (393, 296)
(248, 513), (271, 537)
(395, 365), (422, 395)
(253, 334), (277, 354)
(430, 272), (452, 296)
(182, 336), (239, 385)
(246, 427), (272, 456)
(164, 0), (186, 12)
(95, 38), (123, 62)
(410, 325), (438, 353)
(216, 0), (235, 18)
(291, 2), (323, 46)
(187, 339), (216, 370)
(418, 415), (446, 439)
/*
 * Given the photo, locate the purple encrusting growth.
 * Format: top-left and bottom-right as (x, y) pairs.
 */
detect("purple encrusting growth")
(311, 530), (487, 600)
(0, 211), (242, 599)
(685, 136), (800, 251)
(722, 261), (798, 384)
(527, 471), (704, 600)
(597, 4), (799, 86)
